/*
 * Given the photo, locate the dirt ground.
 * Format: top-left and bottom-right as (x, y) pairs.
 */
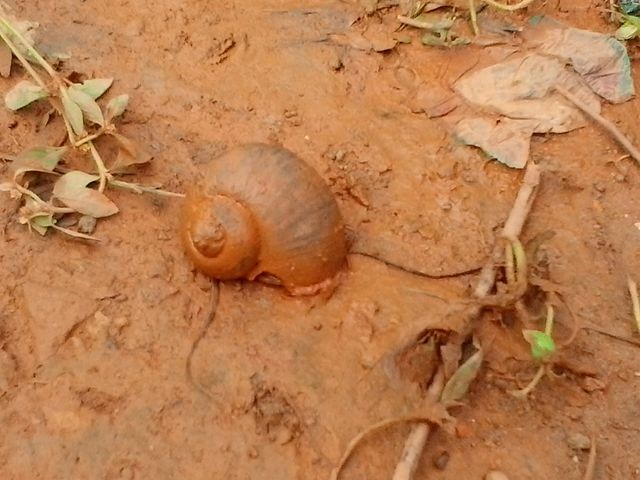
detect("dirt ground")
(1, 0), (640, 479)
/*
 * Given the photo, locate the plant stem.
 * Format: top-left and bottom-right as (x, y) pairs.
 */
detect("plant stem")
(15, 183), (74, 214)
(75, 128), (106, 147)
(509, 364), (546, 398)
(481, 0), (536, 11)
(109, 179), (185, 198)
(0, 15), (56, 77)
(505, 243), (516, 284)
(469, 0), (480, 35)
(0, 22), (47, 90)
(627, 276), (640, 333)
(544, 303), (555, 336)
(88, 141), (109, 192)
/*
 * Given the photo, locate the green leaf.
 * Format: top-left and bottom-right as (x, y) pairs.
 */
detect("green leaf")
(68, 85), (104, 126)
(522, 330), (556, 362)
(5, 80), (48, 110)
(61, 90), (85, 135)
(76, 78), (113, 99)
(105, 94), (129, 121)
(616, 22), (639, 40)
(440, 348), (483, 405)
(30, 213), (54, 235)
(622, 13), (640, 28)
(52, 170), (119, 218)
(11, 146), (67, 182)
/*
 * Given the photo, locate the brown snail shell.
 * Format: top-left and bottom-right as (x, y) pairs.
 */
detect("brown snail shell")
(181, 143), (347, 292)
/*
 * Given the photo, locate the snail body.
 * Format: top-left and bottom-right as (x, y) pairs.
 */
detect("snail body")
(181, 143), (348, 294)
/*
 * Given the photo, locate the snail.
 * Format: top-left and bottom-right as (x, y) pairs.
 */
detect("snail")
(181, 143), (348, 295)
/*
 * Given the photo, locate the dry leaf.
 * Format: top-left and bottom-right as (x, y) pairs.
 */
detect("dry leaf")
(0, 40), (12, 77)
(11, 146), (66, 182)
(5, 80), (48, 110)
(440, 348), (483, 406)
(111, 133), (152, 169)
(53, 170), (119, 218)
(105, 94), (129, 122)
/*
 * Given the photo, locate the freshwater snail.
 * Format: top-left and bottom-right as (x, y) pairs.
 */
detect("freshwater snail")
(181, 143), (348, 295)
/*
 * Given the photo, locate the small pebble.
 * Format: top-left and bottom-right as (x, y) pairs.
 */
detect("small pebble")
(485, 470), (509, 480)
(567, 432), (591, 451)
(78, 215), (97, 234)
(247, 446), (259, 458)
(433, 450), (450, 470)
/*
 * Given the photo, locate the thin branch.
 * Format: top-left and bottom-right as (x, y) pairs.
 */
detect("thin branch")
(109, 179), (186, 198)
(555, 86), (640, 166)
(88, 141), (109, 193)
(0, 22), (47, 89)
(0, 15), (56, 77)
(469, 0), (479, 36)
(627, 276), (640, 333)
(391, 368), (444, 480)
(582, 436), (597, 480)
(481, 0), (536, 11)
(391, 162), (542, 480)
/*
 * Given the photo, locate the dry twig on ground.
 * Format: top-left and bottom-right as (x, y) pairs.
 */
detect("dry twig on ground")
(390, 163), (542, 480)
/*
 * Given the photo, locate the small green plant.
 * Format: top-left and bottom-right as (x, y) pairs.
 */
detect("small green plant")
(509, 303), (557, 398)
(615, 13), (640, 40)
(0, 5), (183, 240)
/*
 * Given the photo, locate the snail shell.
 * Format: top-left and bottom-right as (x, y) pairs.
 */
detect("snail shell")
(181, 143), (347, 292)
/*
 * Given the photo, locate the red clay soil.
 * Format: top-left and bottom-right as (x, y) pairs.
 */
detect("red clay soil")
(1, 1), (640, 479)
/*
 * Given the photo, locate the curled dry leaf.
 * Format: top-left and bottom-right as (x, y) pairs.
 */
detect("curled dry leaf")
(440, 348), (483, 406)
(5, 80), (47, 110)
(53, 170), (119, 218)
(11, 145), (66, 181)
(105, 94), (129, 122)
(111, 132), (152, 169)
(61, 90), (85, 135)
(76, 78), (113, 100)
(0, 39), (12, 77)
(68, 85), (104, 126)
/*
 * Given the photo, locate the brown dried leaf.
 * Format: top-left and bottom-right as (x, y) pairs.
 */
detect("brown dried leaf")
(0, 40), (12, 77)
(11, 146), (67, 182)
(53, 170), (119, 218)
(440, 348), (483, 406)
(111, 133), (152, 169)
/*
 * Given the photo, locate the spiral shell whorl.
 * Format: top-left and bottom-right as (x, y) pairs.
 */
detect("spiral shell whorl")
(181, 143), (348, 290)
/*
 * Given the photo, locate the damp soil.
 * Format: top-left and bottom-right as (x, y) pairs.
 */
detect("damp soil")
(1, 1), (640, 479)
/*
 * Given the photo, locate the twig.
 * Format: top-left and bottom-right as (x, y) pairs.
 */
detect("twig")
(509, 364), (546, 398)
(109, 179), (186, 198)
(469, 0), (479, 36)
(396, 15), (453, 31)
(0, 14), (56, 77)
(583, 436), (597, 480)
(329, 411), (448, 480)
(88, 141), (109, 193)
(391, 163), (542, 480)
(481, 0), (536, 11)
(475, 163), (541, 298)
(555, 86), (640, 166)
(628, 277), (640, 333)
(0, 20), (47, 90)
(391, 368), (445, 480)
